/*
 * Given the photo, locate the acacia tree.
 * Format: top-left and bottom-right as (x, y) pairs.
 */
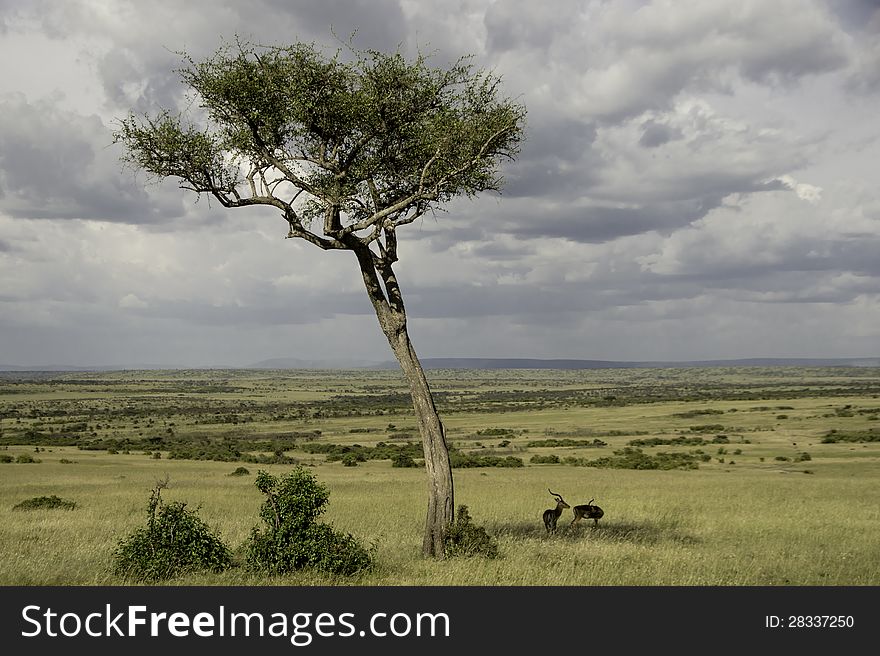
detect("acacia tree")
(114, 40), (525, 557)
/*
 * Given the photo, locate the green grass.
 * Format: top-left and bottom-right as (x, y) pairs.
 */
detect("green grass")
(1, 366), (878, 585)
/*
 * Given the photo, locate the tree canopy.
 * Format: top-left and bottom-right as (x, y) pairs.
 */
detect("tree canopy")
(115, 40), (525, 254)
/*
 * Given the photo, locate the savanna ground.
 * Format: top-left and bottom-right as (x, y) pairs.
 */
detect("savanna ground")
(1, 366), (878, 586)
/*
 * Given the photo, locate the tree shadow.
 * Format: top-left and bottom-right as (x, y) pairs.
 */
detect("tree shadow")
(489, 519), (699, 546)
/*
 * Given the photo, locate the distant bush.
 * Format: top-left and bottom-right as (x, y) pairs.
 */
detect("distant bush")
(13, 495), (76, 511)
(341, 453), (362, 466)
(15, 453), (41, 463)
(0, 454), (12, 463)
(391, 453), (419, 468)
(475, 428), (516, 436)
(581, 447), (699, 470)
(450, 452), (524, 468)
(244, 468), (372, 576)
(113, 480), (232, 582)
(229, 466), (251, 476)
(628, 436), (707, 447)
(689, 425), (726, 433)
(672, 408), (724, 418)
(445, 505), (498, 559)
(527, 438), (607, 448)
(529, 454), (560, 464)
(821, 429), (880, 443)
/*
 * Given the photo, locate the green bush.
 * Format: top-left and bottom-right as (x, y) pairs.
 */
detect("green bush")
(445, 505), (499, 559)
(529, 454), (560, 464)
(13, 495), (76, 511)
(391, 452), (419, 468)
(229, 466), (251, 476)
(244, 468), (372, 576)
(15, 453), (41, 463)
(112, 480), (232, 582)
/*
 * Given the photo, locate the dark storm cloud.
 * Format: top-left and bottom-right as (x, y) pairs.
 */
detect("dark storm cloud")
(0, 95), (187, 222)
(829, 0), (880, 30)
(502, 198), (725, 243)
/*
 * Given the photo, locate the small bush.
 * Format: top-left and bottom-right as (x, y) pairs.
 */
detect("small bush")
(244, 468), (372, 576)
(113, 480), (232, 582)
(529, 454), (560, 464)
(13, 495), (76, 511)
(391, 453), (419, 468)
(445, 505), (499, 559)
(15, 453), (41, 463)
(229, 466), (251, 476)
(341, 452), (362, 466)
(0, 454), (12, 463)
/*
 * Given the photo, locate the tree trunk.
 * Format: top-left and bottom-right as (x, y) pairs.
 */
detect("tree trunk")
(386, 323), (454, 558)
(347, 239), (454, 558)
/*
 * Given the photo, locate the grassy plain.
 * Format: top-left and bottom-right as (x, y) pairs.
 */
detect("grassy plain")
(1, 366), (878, 585)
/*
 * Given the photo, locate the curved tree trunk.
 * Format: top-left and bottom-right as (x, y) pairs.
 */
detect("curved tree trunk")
(348, 238), (454, 558)
(386, 324), (454, 558)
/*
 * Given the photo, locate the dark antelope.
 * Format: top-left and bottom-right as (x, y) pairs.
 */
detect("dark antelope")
(543, 489), (570, 533)
(570, 498), (604, 528)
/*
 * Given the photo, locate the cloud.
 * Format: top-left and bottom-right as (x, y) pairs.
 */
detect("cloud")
(0, 94), (187, 222)
(0, 0), (878, 366)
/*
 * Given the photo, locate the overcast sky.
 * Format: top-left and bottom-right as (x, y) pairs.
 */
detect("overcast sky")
(1, 0), (878, 367)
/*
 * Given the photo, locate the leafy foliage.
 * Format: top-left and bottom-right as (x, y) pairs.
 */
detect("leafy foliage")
(445, 505), (499, 559)
(821, 428), (880, 443)
(13, 495), (76, 511)
(579, 447), (700, 470)
(391, 452), (420, 468)
(245, 468), (372, 576)
(114, 38), (526, 250)
(113, 480), (232, 582)
(449, 451), (524, 468)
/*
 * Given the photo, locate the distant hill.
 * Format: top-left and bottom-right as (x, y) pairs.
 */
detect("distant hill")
(373, 357), (880, 370)
(248, 357), (384, 369)
(2, 356), (877, 372)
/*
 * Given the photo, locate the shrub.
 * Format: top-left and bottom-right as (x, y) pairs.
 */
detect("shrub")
(529, 454), (560, 464)
(0, 454), (12, 463)
(113, 479), (232, 582)
(584, 447), (699, 470)
(13, 495), (76, 511)
(15, 453), (41, 463)
(449, 452), (524, 468)
(391, 453), (419, 468)
(445, 505), (499, 559)
(244, 468), (372, 576)
(341, 452), (361, 467)
(229, 466), (251, 476)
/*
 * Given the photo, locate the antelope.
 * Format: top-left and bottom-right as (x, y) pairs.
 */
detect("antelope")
(570, 498), (604, 528)
(543, 489), (570, 533)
